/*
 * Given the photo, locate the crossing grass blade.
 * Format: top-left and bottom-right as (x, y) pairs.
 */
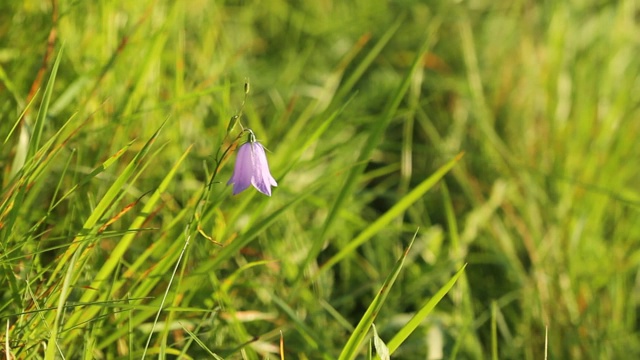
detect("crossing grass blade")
(64, 142), (191, 338)
(337, 233), (417, 360)
(386, 264), (467, 354)
(47, 121), (166, 286)
(311, 153), (464, 283)
(301, 31), (438, 282)
(181, 324), (224, 360)
(44, 238), (80, 360)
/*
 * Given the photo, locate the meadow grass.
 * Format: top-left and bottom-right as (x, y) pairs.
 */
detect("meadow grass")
(1, 0), (640, 359)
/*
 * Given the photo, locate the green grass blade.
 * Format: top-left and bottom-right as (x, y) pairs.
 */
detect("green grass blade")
(279, 94), (355, 179)
(65, 143), (190, 330)
(334, 16), (404, 101)
(337, 234), (417, 360)
(3, 90), (37, 145)
(45, 239), (81, 360)
(491, 301), (498, 360)
(271, 295), (330, 359)
(45, 142), (132, 283)
(181, 324), (224, 359)
(28, 46), (63, 161)
(386, 264), (468, 354)
(0, 63), (24, 108)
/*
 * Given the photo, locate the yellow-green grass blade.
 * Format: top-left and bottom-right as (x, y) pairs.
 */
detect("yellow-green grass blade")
(338, 234), (416, 360)
(41, 124), (167, 342)
(279, 15), (402, 150)
(45, 141), (134, 283)
(441, 181), (484, 356)
(3, 88), (37, 146)
(27, 46), (63, 162)
(491, 301), (498, 360)
(51, 121), (165, 283)
(176, 309), (219, 358)
(118, 1), (182, 120)
(386, 264), (467, 354)
(181, 324), (224, 360)
(65, 144), (190, 331)
(278, 93), (356, 180)
(44, 238), (81, 360)
(0, 63), (24, 110)
(2, 114), (76, 242)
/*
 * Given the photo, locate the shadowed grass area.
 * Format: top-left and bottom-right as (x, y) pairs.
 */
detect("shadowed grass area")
(1, 0), (639, 359)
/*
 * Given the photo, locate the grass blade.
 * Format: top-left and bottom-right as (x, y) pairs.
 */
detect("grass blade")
(312, 153), (464, 282)
(28, 46), (63, 161)
(44, 239), (81, 360)
(181, 324), (224, 359)
(338, 233), (417, 360)
(65, 142), (189, 330)
(301, 31), (437, 280)
(386, 264), (467, 353)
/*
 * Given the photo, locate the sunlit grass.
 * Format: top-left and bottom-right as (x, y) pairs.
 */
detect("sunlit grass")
(1, 0), (640, 359)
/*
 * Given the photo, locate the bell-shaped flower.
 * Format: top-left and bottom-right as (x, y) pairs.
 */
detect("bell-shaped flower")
(227, 139), (277, 196)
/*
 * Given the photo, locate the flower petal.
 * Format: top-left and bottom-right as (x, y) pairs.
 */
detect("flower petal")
(250, 142), (277, 196)
(227, 142), (253, 195)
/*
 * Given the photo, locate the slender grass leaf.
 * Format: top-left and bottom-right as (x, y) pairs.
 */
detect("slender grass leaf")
(181, 324), (224, 360)
(334, 15), (404, 101)
(4, 90), (37, 145)
(386, 264), (467, 354)
(45, 239), (80, 360)
(491, 301), (498, 360)
(271, 295), (331, 359)
(28, 46), (63, 161)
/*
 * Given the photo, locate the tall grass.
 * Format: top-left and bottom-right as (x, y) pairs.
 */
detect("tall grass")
(1, 0), (639, 359)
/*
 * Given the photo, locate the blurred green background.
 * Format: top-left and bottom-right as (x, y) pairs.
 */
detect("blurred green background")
(1, 0), (640, 359)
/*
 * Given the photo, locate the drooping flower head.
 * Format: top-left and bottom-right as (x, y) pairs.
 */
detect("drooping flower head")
(227, 130), (277, 196)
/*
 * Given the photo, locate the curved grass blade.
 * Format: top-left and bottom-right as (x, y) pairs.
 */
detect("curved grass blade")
(334, 15), (404, 101)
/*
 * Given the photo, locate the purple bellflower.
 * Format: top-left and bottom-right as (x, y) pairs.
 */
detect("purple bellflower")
(227, 132), (277, 196)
